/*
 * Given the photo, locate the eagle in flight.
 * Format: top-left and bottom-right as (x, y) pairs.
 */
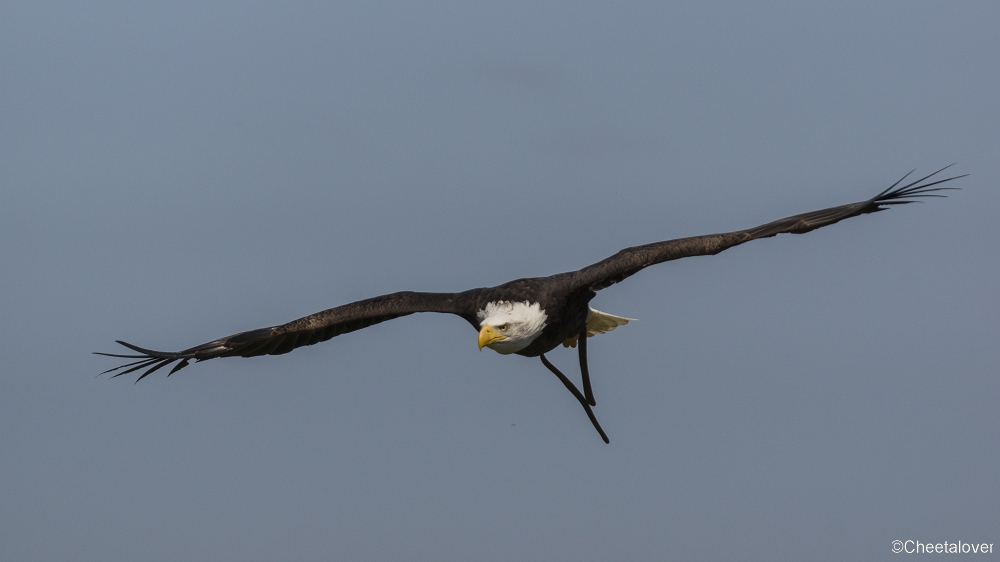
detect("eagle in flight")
(98, 167), (963, 443)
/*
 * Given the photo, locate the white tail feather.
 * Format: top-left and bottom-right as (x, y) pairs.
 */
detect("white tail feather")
(562, 308), (636, 348)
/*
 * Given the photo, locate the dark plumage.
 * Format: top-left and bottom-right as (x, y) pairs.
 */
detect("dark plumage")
(98, 166), (964, 443)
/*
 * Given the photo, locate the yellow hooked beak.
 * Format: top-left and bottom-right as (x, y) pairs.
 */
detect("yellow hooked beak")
(478, 325), (508, 350)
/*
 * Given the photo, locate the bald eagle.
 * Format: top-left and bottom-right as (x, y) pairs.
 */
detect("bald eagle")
(98, 167), (963, 443)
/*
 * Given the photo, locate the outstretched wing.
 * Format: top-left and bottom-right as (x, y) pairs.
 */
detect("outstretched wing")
(572, 166), (965, 292)
(97, 291), (465, 382)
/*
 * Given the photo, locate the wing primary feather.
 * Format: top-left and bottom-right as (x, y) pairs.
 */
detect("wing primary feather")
(109, 358), (162, 379)
(875, 168), (915, 199)
(93, 352), (150, 359)
(167, 359), (190, 376)
(134, 359), (176, 383)
(97, 358), (156, 375)
(114, 340), (185, 358)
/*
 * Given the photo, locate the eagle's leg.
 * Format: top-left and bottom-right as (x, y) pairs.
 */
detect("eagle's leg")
(578, 330), (596, 406)
(540, 354), (609, 443)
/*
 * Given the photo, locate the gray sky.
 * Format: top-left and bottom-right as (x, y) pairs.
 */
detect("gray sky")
(2, 1), (997, 560)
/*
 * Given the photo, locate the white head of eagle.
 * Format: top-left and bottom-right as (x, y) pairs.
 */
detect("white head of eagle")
(477, 301), (548, 354)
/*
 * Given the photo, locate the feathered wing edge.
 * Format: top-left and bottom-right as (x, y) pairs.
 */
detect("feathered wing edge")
(95, 291), (465, 382)
(572, 165), (966, 292)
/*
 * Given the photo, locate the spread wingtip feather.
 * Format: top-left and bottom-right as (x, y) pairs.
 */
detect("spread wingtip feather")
(95, 340), (192, 382)
(874, 164), (965, 207)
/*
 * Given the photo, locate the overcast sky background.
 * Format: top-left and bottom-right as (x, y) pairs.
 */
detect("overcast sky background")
(2, 2), (998, 560)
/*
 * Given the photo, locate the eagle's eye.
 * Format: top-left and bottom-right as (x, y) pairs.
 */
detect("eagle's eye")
(498, 324), (509, 331)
